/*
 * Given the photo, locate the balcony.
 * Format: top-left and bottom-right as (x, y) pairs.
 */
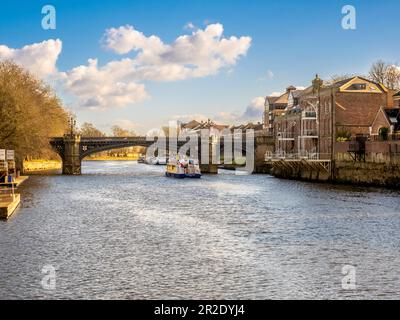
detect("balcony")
(277, 132), (295, 141)
(300, 130), (318, 138)
(302, 111), (317, 120)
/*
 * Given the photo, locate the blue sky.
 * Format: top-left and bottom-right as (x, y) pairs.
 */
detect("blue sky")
(1, 0), (399, 133)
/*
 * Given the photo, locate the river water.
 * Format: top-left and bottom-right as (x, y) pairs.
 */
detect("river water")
(1, 161), (400, 299)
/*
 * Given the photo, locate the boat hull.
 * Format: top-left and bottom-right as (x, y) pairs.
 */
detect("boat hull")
(165, 172), (186, 179)
(186, 173), (201, 179)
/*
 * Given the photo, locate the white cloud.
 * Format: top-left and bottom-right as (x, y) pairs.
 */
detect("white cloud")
(58, 58), (149, 110)
(0, 23), (251, 111)
(102, 23), (252, 81)
(173, 96), (266, 125)
(171, 113), (209, 123)
(184, 22), (195, 30)
(269, 91), (283, 97)
(0, 39), (62, 78)
(113, 119), (137, 130)
(216, 96), (264, 123)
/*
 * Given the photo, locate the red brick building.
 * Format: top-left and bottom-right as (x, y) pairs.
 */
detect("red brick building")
(272, 76), (395, 159)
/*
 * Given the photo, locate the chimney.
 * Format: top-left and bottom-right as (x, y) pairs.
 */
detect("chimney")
(286, 85), (296, 93)
(387, 89), (395, 108)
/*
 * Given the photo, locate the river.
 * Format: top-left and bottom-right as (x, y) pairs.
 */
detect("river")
(1, 161), (400, 299)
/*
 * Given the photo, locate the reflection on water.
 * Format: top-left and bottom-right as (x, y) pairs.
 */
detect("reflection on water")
(1, 161), (400, 299)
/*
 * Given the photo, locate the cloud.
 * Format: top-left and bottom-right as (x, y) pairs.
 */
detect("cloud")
(58, 58), (149, 110)
(102, 23), (252, 81)
(0, 23), (251, 111)
(240, 96), (265, 120)
(216, 96), (265, 123)
(113, 119), (137, 130)
(269, 91), (283, 97)
(173, 96), (266, 125)
(0, 39), (62, 78)
(184, 22), (195, 30)
(171, 113), (209, 123)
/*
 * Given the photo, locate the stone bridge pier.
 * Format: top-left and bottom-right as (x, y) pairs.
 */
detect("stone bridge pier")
(62, 134), (82, 175)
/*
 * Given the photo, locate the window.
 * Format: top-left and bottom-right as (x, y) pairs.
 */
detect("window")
(348, 83), (367, 90)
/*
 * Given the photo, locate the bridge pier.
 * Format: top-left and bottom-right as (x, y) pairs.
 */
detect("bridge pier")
(62, 134), (82, 175)
(198, 137), (219, 174)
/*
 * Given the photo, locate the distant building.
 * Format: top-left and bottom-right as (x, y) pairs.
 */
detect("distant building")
(263, 86), (297, 134)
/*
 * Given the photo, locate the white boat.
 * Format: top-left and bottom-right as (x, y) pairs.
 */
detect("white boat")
(165, 156), (201, 179)
(157, 157), (167, 165)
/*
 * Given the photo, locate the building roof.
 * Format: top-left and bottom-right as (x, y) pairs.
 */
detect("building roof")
(384, 108), (400, 128)
(272, 92), (290, 105)
(181, 120), (202, 130)
(324, 76), (387, 92)
(265, 96), (279, 104)
(191, 119), (229, 131)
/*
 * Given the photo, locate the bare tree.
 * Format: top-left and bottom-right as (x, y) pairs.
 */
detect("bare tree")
(326, 74), (355, 85)
(79, 122), (105, 137)
(369, 60), (400, 90)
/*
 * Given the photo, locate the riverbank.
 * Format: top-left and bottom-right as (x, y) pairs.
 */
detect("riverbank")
(85, 156), (139, 161)
(23, 160), (61, 172)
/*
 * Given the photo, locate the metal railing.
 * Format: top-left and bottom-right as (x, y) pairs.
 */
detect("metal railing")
(265, 151), (331, 161)
(301, 129), (318, 137)
(277, 132), (295, 140)
(369, 133), (400, 142)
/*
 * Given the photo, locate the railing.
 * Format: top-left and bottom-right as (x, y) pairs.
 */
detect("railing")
(302, 111), (317, 119)
(369, 133), (400, 142)
(265, 151), (331, 161)
(0, 176), (16, 201)
(301, 129), (318, 137)
(277, 132), (295, 140)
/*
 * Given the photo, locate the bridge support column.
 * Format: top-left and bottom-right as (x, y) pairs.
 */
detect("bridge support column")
(62, 134), (82, 175)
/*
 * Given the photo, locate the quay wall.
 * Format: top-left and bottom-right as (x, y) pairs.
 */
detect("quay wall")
(270, 142), (400, 187)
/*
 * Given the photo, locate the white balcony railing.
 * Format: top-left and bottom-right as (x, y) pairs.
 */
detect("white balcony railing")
(277, 132), (295, 140)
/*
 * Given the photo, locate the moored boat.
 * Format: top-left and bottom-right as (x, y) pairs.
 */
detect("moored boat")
(165, 156), (201, 179)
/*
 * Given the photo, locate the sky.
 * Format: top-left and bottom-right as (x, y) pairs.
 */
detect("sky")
(1, 0), (400, 134)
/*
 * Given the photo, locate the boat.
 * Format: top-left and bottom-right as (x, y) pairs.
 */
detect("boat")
(165, 156), (201, 179)
(156, 156), (167, 165)
(0, 179), (20, 220)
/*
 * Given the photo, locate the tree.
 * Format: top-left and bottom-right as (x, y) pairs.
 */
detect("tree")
(0, 61), (69, 168)
(324, 74), (355, 86)
(79, 122), (105, 137)
(368, 60), (400, 90)
(111, 125), (136, 137)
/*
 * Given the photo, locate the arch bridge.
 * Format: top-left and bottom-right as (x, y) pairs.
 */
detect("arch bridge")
(49, 133), (264, 175)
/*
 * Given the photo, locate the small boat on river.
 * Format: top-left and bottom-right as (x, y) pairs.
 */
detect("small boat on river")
(165, 156), (201, 179)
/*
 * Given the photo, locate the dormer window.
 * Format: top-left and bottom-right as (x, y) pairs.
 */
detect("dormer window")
(348, 83), (367, 90)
